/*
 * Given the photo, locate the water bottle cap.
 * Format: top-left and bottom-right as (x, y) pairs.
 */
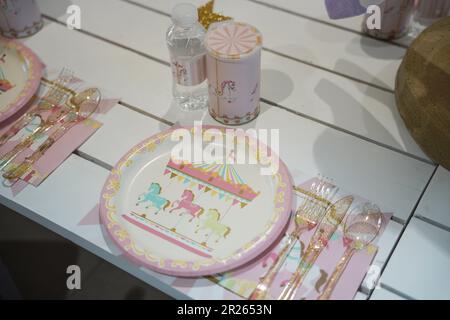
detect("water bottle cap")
(171, 3), (198, 27)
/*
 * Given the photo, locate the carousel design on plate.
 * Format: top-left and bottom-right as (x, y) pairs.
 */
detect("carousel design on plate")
(0, 51), (15, 94)
(100, 126), (293, 275)
(169, 189), (205, 222)
(0, 38), (43, 123)
(136, 182), (172, 212)
(123, 159), (260, 257)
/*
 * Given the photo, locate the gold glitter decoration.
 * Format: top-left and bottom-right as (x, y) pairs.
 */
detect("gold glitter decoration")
(198, 0), (232, 30)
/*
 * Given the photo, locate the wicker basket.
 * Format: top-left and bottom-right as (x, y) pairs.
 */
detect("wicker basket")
(396, 17), (450, 169)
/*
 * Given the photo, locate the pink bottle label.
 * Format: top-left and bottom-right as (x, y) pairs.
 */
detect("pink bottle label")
(170, 54), (206, 86)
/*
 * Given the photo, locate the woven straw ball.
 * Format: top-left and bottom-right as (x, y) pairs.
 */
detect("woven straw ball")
(396, 17), (450, 169)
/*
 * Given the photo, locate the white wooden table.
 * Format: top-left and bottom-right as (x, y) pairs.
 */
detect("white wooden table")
(1, 0), (449, 300)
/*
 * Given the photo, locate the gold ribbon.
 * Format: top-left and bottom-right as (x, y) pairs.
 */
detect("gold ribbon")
(198, 0), (232, 30)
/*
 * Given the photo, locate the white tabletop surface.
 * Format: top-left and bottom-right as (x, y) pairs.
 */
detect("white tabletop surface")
(1, 0), (449, 300)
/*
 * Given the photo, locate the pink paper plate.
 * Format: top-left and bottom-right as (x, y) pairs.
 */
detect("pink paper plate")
(99, 125), (293, 277)
(0, 37), (43, 123)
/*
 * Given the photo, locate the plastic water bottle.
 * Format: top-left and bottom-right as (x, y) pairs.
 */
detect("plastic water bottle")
(166, 3), (208, 110)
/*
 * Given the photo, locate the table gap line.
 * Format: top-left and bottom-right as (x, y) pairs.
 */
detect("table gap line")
(248, 0), (409, 50)
(390, 215), (406, 225)
(42, 15), (170, 68)
(123, 0), (170, 17)
(378, 283), (415, 300)
(118, 101), (175, 126)
(42, 16), (433, 165)
(367, 164), (439, 300)
(414, 215), (450, 233)
(73, 149), (113, 171)
(261, 97), (434, 165)
(261, 47), (394, 93)
(119, 0), (394, 93)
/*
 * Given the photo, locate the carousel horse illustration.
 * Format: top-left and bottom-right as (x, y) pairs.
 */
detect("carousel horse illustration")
(0, 53), (15, 94)
(214, 80), (236, 103)
(169, 189), (204, 222)
(195, 208), (231, 243)
(136, 182), (171, 214)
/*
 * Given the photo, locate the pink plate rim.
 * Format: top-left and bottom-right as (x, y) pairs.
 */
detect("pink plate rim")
(99, 125), (294, 277)
(0, 37), (43, 123)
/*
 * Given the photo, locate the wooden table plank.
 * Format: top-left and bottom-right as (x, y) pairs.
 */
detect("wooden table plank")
(250, 0), (415, 47)
(3, 1), (440, 300)
(415, 166), (450, 229)
(260, 49), (426, 161)
(78, 105), (170, 168)
(380, 218), (450, 299)
(36, 1), (428, 161)
(24, 21), (173, 119)
(21, 20), (434, 223)
(121, 0), (406, 90)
